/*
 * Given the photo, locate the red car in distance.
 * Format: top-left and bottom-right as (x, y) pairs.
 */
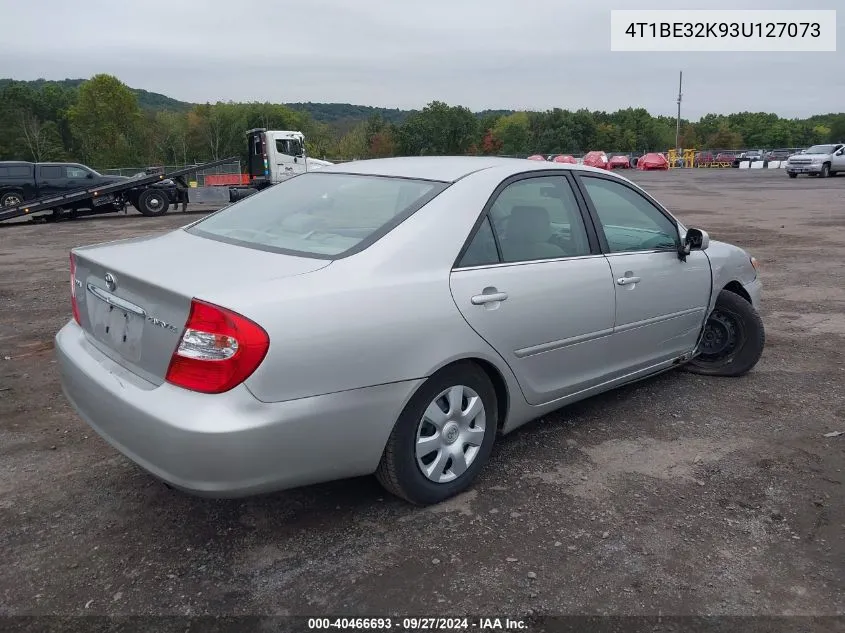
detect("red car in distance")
(608, 155), (631, 169)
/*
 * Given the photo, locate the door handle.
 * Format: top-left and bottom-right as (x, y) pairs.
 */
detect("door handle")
(471, 291), (508, 305)
(616, 276), (641, 286)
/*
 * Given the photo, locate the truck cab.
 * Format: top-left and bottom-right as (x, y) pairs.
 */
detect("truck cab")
(246, 129), (332, 188)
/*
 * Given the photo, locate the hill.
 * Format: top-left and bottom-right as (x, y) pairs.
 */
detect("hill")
(0, 79), (517, 130)
(0, 78), (192, 112)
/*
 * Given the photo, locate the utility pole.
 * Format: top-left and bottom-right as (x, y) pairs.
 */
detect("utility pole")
(675, 71), (683, 154)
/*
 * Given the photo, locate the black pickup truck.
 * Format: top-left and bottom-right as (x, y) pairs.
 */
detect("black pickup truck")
(0, 160), (187, 216)
(0, 161), (128, 209)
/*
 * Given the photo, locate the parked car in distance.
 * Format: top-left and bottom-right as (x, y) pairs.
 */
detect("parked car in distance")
(714, 152), (737, 165)
(0, 161), (127, 209)
(608, 155), (631, 169)
(742, 150), (764, 161)
(694, 151), (714, 167)
(56, 157), (765, 505)
(784, 143), (845, 178)
(636, 153), (669, 170)
(582, 151), (610, 169)
(764, 149), (793, 162)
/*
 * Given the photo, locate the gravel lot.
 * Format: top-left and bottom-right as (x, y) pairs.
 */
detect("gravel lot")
(1, 169), (843, 621)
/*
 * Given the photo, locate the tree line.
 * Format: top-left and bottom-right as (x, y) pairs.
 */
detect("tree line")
(1, 74), (843, 170)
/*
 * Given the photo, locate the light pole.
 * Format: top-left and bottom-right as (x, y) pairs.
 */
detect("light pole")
(675, 71), (683, 155)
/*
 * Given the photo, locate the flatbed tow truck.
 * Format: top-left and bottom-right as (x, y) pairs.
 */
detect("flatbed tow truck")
(1, 128), (332, 224)
(0, 157), (247, 224)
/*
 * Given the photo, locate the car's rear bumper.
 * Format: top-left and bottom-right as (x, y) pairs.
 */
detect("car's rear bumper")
(55, 321), (420, 497)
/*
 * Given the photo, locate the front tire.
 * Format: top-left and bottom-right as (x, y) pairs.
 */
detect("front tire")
(788, 172), (798, 179)
(685, 289), (765, 377)
(376, 362), (497, 505)
(819, 163), (831, 178)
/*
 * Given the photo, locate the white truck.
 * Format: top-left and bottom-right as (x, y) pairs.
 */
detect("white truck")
(186, 129), (333, 206)
(784, 143), (845, 178)
(246, 129), (333, 186)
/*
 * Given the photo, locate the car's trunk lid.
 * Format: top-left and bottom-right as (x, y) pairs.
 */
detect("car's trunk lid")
(72, 229), (330, 385)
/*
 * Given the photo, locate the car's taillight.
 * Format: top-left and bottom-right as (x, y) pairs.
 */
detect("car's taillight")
(70, 253), (81, 325)
(165, 299), (269, 394)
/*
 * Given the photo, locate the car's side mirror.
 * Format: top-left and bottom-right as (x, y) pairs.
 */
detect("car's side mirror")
(678, 227), (709, 260)
(686, 228), (710, 251)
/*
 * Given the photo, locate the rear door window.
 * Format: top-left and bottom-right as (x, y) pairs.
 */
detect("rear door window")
(39, 166), (63, 179)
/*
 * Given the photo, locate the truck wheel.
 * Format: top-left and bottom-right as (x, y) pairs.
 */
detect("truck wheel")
(137, 189), (170, 216)
(1, 191), (24, 207)
(819, 163), (830, 178)
(685, 289), (765, 378)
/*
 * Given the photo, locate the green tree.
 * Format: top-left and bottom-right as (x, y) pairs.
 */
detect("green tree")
(825, 115), (845, 142)
(0, 81), (68, 160)
(69, 74), (142, 167)
(396, 101), (478, 155)
(493, 112), (530, 155)
(707, 124), (744, 149)
(334, 122), (369, 159)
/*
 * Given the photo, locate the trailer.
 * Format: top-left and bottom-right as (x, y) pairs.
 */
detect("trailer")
(0, 157), (246, 224)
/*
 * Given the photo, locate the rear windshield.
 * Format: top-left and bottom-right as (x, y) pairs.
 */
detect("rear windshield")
(187, 172), (448, 258)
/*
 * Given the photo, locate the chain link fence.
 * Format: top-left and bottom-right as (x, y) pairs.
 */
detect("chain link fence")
(102, 148), (808, 176)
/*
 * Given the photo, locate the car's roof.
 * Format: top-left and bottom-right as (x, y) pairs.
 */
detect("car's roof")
(318, 155), (612, 183)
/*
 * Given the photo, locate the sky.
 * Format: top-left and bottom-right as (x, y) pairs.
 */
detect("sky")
(0, 0), (842, 119)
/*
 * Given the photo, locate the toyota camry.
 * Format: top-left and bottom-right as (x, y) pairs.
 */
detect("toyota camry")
(56, 156), (765, 505)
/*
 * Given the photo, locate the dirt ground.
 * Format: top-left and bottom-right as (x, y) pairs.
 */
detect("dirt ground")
(0, 169), (843, 621)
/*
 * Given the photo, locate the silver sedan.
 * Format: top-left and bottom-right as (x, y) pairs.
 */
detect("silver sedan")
(55, 157), (765, 505)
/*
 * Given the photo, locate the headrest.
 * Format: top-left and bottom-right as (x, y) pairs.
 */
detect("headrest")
(506, 205), (552, 242)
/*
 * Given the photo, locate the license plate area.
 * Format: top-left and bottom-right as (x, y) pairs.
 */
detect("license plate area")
(88, 287), (144, 362)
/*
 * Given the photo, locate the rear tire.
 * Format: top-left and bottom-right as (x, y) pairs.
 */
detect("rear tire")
(376, 362), (498, 505)
(1, 191), (24, 207)
(685, 289), (765, 377)
(137, 189), (170, 217)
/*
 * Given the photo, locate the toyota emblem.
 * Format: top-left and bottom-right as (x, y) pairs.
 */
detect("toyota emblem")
(104, 273), (117, 291)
